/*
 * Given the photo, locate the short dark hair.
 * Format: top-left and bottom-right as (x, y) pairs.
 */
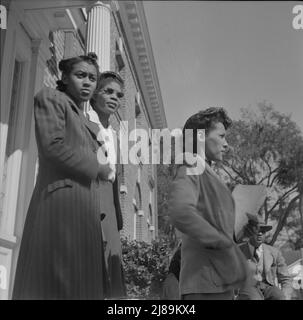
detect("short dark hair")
(182, 107), (232, 154)
(91, 71), (124, 106)
(98, 71), (124, 90)
(56, 52), (100, 92)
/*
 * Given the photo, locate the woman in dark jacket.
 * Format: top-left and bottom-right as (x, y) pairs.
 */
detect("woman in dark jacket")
(88, 71), (126, 299)
(161, 243), (181, 300)
(13, 53), (111, 300)
(168, 108), (249, 300)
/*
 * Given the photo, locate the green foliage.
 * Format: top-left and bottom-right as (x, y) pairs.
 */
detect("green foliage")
(121, 236), (174, 299)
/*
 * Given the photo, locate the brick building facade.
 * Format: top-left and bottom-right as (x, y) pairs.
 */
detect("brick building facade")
(0, 0), (167, 299)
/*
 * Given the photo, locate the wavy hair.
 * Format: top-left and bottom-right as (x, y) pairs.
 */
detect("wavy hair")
(182, 107), (232, 154)
(56, 52), (100, 92)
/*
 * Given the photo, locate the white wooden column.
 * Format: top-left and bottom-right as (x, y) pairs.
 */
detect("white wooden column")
(86, 1), (111, 72)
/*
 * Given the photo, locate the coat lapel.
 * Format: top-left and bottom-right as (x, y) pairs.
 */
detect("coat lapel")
(64, 93), (100, 140)
(82, 115), (100, 140)
(205, 162), (232, 194)
(64, 93), (81, 116)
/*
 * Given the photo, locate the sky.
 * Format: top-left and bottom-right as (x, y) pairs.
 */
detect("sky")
(143, 1), (303, 132)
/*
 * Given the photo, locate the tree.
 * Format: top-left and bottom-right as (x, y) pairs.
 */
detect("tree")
(278, 207), (303, 250)
(220, 102), (303, 246)
(157, 161), (178, 245)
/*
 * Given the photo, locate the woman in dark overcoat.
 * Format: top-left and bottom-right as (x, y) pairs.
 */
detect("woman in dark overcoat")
(88, 71), (126, 299)
(13, 53), (112, 300)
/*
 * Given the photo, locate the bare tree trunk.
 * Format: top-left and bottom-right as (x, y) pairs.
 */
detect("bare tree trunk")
(264, 197), (269, 223)
(269, 195), (300, 245)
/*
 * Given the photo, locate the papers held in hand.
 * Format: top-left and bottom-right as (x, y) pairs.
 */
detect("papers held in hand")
(232, 185), (267, 241)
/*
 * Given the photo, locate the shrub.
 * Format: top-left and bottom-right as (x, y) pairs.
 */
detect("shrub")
(121, 236), (174, 299)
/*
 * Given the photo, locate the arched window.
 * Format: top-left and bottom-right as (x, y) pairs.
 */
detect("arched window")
(135, 183), (142, 210)
(148, 204), (153, 226)
(135, 92), (141, 118)
(133, 183), (143, 240)
(119, 165), (127, 194)
(148, 204), (154, 243)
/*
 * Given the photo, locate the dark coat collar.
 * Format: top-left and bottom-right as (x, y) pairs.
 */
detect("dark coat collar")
(61, 92), (100, 139)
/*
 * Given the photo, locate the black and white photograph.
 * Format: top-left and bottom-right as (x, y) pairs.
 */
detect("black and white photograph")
(0, 0), (302, 302)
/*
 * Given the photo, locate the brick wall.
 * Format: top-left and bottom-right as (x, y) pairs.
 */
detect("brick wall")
(109, 12), (157, 243)
(43, 30), (84, 89)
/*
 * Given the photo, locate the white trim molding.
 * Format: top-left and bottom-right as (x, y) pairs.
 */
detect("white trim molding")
(20, 1), (93, 11)
(117, 1), (167, 129)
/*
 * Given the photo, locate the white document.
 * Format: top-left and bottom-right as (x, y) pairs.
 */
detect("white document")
(232, 185), (267, 240)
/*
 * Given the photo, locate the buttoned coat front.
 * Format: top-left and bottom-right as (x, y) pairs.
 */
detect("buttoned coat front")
(86, 111), (125, 298)
(13, 87), (108, 300)
(168, 163), (249, 296)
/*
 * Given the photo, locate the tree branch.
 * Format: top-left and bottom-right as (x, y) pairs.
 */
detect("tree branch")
(257, 176), (269, 185)
(269, 195), (300, 245)
(230, 163), (249, 184)
(261, 156), (273, 186)
(268, 167), (280, 187)
(248, 160), (256, 184)
(221, 165), (240, 183)
(264, 197), (269, 223)
(244, 160), (255, 184)
(267, 185), (298, 216)
(225, 163), (243, 182)
(269, 169), (284, 188)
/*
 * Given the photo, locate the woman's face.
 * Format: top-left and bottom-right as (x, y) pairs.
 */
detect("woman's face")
(62, 61), (98, 106)
(205, 122), (228, 162)
(93, 79), (123, 116)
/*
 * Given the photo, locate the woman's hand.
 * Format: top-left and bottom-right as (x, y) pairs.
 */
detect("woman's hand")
(107, 170), (115, 183)
(97, 163), (113, 181)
